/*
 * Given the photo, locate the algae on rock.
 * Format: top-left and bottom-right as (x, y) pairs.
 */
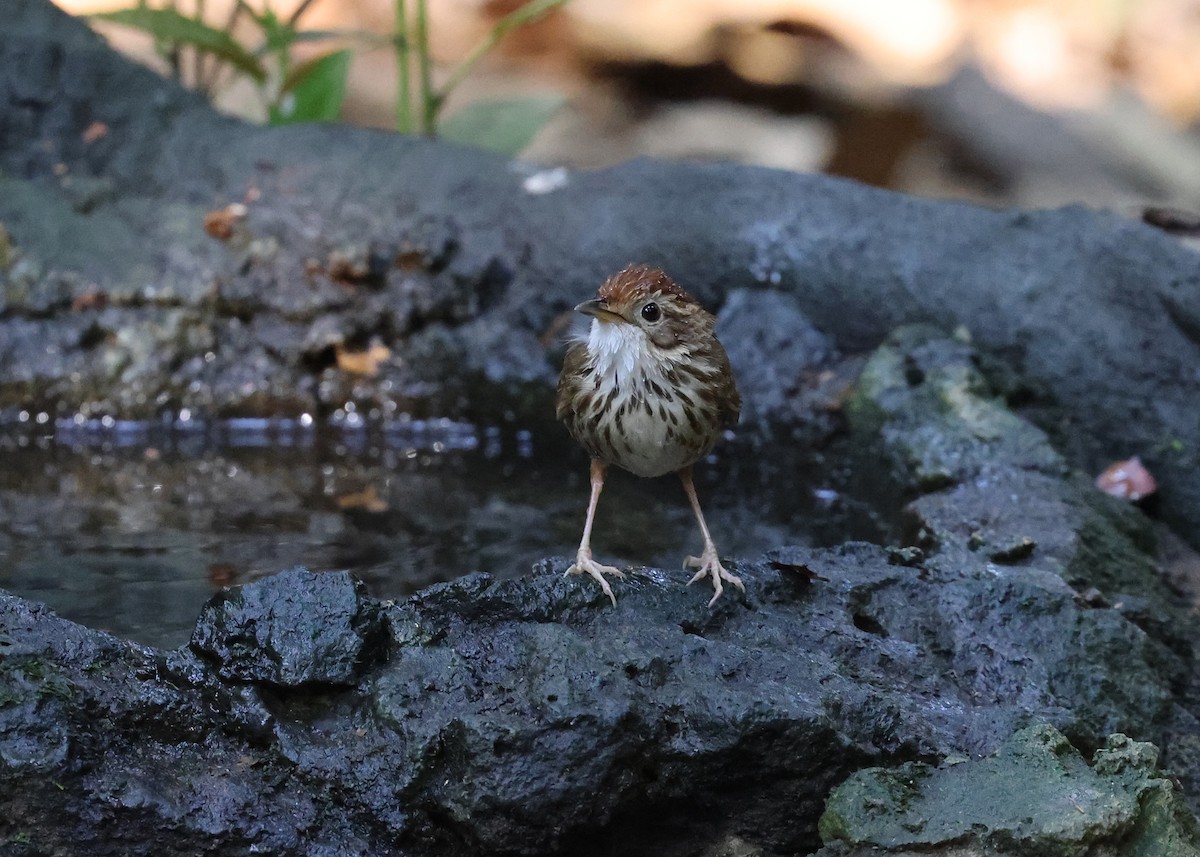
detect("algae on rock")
(818, 724), (1200, 857)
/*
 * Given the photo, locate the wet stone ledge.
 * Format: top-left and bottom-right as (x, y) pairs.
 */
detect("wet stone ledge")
(1, 329), (1198, 856)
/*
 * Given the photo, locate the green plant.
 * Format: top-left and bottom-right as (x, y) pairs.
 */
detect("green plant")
(394, 0), (571, 152)
(90, 1), (357, 125)
(88, 0), (573, 152)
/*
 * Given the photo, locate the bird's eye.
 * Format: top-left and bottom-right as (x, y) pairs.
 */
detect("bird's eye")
(640, 302), (661, 323)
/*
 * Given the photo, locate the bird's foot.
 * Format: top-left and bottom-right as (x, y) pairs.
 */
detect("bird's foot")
(565, 552), (625, 607)
(684, 546), (744, 608)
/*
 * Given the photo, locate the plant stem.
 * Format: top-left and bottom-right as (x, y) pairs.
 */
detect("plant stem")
(415, 0), (434, 134)
(202, 0), (249, 93)
(164, 0), (183, 81)
(286, 0), (319, 28)
(435, 0), (569, 111)
(191, 0), (206, 89)
(395, 0), (411, 132)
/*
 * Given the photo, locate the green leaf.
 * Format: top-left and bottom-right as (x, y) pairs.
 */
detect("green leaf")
(270, 49), (352, 125)
(437, 95), (564, 156)
(255, 7), (293, 56)
(289, 29), (367, 45)
(90, 7), (266, 82)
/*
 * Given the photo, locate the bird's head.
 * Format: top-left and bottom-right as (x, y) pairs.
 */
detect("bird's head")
(574, 264), (710, 354)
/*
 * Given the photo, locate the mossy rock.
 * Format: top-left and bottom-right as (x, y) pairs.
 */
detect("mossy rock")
(818, 724), (1200, 856)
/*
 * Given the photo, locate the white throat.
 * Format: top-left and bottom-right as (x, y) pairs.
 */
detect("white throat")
(587, 319), (656, 386)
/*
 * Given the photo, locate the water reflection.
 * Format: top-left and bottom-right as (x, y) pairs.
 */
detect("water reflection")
(0, 420), (885, 649)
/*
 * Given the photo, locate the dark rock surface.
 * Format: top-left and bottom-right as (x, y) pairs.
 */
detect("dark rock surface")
(817, 724), (1200, 856)
(2, 328), (1198, 856)
(190, 568), (385, 686)
(844, 326), (1200, 805)
(3, 0), (1200, 548)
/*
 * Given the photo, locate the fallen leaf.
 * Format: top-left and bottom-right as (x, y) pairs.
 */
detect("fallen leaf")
(81, 121), (109, 144)
(326, 247), (377, 283)
(1143, 206), (1200, 236)
(203, 203), (248, 240)
(336, 486), (389, 513)
(207, 562), (239, 587)
(71, 288), (108, 311)
(394, 248), (426, 271)
(768, 560), (829, 583)
(1095, 456), (1158, 501)
(1074, 587), (1109, 609)
(335, 342), (391, 376)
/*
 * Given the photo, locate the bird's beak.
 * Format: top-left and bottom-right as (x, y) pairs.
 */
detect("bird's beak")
(574, 299), (624, 324)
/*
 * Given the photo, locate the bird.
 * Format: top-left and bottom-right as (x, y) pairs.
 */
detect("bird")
(556, 264), (743, 607)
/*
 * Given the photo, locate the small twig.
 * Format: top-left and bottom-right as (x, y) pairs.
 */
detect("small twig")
(415, 0), (434, 133)
(286, 0), (320, 29)
(162, 0), (183, 81)
(190, 0), (206, 89)
(434, 0), (570, 113)
(395, 0), (411, 132)
(198, 0), (249, 92)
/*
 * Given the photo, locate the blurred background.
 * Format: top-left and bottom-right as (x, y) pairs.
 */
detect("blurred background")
(59, 0), (1200, 212)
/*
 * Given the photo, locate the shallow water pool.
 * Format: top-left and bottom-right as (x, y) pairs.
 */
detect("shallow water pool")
(0, 418), (884, 648)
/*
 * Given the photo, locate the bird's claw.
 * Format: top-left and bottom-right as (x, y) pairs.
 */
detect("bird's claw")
(566, 555), (625, 606)
(684, 550), (744, 607)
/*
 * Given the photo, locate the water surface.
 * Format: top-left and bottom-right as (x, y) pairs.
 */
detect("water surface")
(0, 418), (884, 648)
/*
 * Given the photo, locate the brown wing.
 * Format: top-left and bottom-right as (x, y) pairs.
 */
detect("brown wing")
(556, 341), (589, 422)
(710, 338), (741, 429)
(720, 377), (742, 429)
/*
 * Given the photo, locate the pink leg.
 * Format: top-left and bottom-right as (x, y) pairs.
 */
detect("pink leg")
(679, 466), (744, 607)
(566, 459), (624, 606)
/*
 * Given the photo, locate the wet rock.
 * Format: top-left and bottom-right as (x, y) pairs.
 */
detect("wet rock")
(1, 377), (1197, 857)
(817, 724), (1200, 856)
(847, 326), (1068, 487)
(326, 243), (385, 286)
(716, 288), (835, 426)
(0, 527), (1189, 856)
(190, 568), (384, 686)
(844, 325), (1200, 799)
(847, 325), (1182, 617)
